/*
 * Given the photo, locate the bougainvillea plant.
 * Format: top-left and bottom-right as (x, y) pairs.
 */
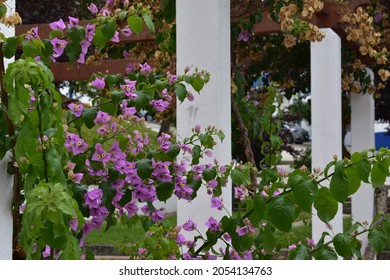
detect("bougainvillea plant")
(0, 0), (389, 260)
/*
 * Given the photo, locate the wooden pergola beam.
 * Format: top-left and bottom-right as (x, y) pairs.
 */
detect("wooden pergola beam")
(51, 58), (140, 82)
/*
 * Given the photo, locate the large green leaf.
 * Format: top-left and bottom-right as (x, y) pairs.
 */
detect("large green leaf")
(136, 158), (153, 180)
(313, 247), (338, 260)
(173, 83), (187, 102)
(314, 187), (338, 223)
(368, 228), (387, 253)
(127, 15), (144, 34)
(371, 161), (388, 188)
(2, 36), (20, 58)
(268, 196), (295, 232)
(231, 168), (251, 186)
(288, 244), (310, 260)
(156, 182), (174, 202)
(289, 174), (318, 212)
(329, 160), (349, 203)
(191, 77), (204, 92)
(333, 233), (352, 258)
(82, 107), (99, 129)
(350, 152), (371, 183)
(142, 14), (155, 33)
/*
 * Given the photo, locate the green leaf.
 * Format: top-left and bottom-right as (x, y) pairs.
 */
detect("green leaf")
(82, 107), (99, 129)
(68, 26), (85, 44)
(92, 22), (116, 50)
(47, 144), (66, 185)
(64, 41), (81, 63)
(368, 228), (387, 253)
(136, 158), (153, 180)
(371, 161), (388, 188)
(2, 36), (20, 58)
(154, 79), (168, 92)
(314, 187), (338, 223)
(156, 182), (174, 202)
(191, 145), (201, 165)
(167, 144), (180, 160)
(262, 224), (276, 253)
(0, 4), (6, 18)
(313, 247), (338, 260)
(288, 244), (310, 260)
(174, 83), (187, 102)
(251, 193), (266, 224)
(345, 165), (361, 196)
(267, 196), (295, 232)
(289, 174), (318, 212)
(49, 30), (63, 40)
(142, 14), (155, 33)
(329, 160), (349, 203)
(127, 15), (144, 34)
(191, 77), (204, 92)
(134, 90), (153, 111)
(22, 39), (43, 58)
(350, 152), (371, 183)
(118, 11), (128, 21)
(231, 168), (251, 186)
(203, 167), (217, 181)
(333, 233), (352, 258)
(101, 21), (116, 40)
(383, 216), (390, 234)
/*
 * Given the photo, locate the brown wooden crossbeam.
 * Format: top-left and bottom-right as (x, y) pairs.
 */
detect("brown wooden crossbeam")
(50, 58), (140, 82)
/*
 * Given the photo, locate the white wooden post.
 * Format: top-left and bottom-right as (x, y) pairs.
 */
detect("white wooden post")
(0, 0), (16, 260)
(176, 0), (231, 244)
(351, 84), (375, 252)
(311, 28), (343, 243)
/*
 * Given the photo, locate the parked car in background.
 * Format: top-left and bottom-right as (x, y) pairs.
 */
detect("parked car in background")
(281, 123), (310, 144)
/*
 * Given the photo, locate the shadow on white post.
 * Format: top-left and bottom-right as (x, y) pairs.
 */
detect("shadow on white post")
(176, 0), (231, 247)
(0, 0), (16, 260)
(311, 28), (343, 244)
(351, 82), (375, 252)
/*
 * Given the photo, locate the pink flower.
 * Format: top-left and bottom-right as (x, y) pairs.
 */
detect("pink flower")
(288, 244), (297, 250)
(120, 79), (137, 98)
(70, 218), (78, 232)
(25, 27), (39, 40)
(68, 103), (84, 117)
(120, 25), (132, 37)
(92, 143), (111, 164)
(205, 216), (220, 232)
(125, 63), (135, 73)
(50, 38), (68, 58)
(210, 197), (223, 211)
(110, 31), (120, 43)
(49, 19), (66, 31)
(85, 24), (96, 42)
(139, 62), (152, 74)
(87, 3), (98, 14)
(70, 172), (84, 183)
(150, 99), (169, 112)
(182, 218), (197, 231)
(208, 180), (218, 189)
(90, 77), (105, 89)
(68, 16), (79, 28)
(307, 239), (316, 247)
(238, 31), (250, 42)
(236, 226), (249, 236)
(168, 74), (178, 84)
